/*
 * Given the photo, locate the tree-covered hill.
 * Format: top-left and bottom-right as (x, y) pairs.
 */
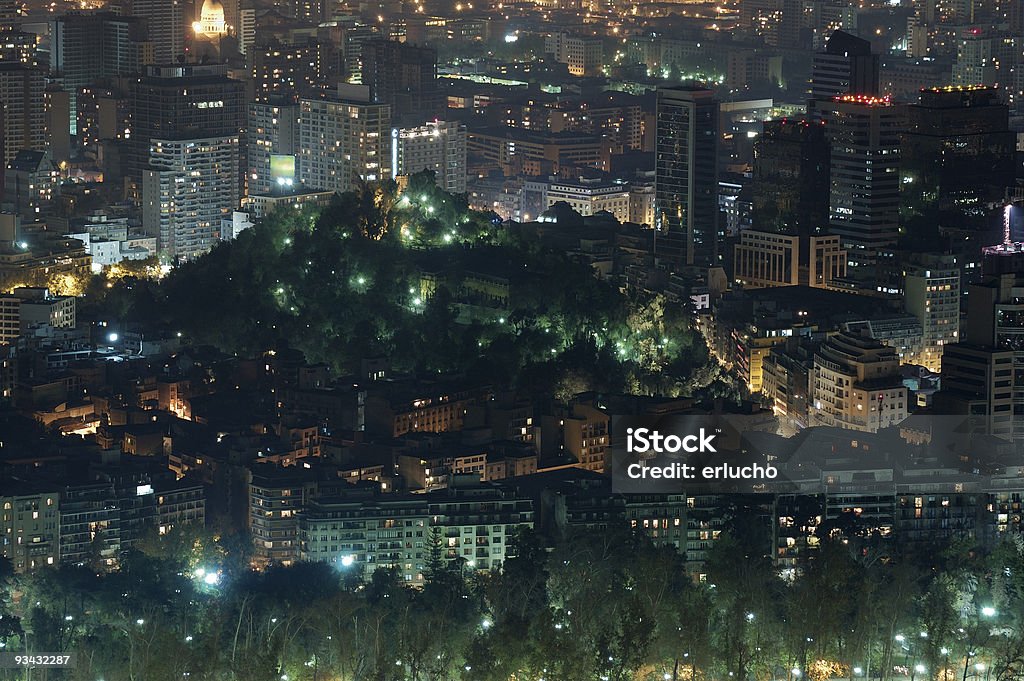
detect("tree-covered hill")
(92, 174), (738, 400)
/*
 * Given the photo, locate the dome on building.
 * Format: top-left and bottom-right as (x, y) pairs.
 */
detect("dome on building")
(197, 0), (226, 35)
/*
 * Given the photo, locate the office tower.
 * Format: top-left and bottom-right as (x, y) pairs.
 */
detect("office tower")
(298, 86), (391, 193)
(248, 101), (299, 196)
(809, 331), (909, 433)
(142, 135), (241, 261)
(823, 95), (903, 272)
(127, 64), (245, 191)
(902, 86), (1014, 231)
(124, 0), (186, 64)
(902, 254), (960, 372)
(391, 120), (467, 195)
(544, 32), (604, 77)
(751, 119), (830, 235)
(361, 40), (442, 124)
(809, 30), (880, 116)
(50, 12), (152, 136)
(936, 272), (1024, 441)
(654, 86), (719, 269)
(0, 63), (45, 195)
(737, 120), (843, 289)
(252, 36), (327, 102)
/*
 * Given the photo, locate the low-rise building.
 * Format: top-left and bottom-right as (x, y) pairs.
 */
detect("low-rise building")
(298, 482), (533, 585)
(810, 331), (909, 432)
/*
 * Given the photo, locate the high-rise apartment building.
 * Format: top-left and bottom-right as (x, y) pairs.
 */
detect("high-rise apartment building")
(823, 95), (903, 272)
(124, 0), (186, 64)
(391, 120), (467, 195)
(654, 86), (719, 269)
(50, 12), (152, 136)
(951, 28), (1000, 86)
(902, 254), (960, 372)
(810, 331), (909, 432)
(0, 64), (45, 150)
(76, 87), (130, 153)
(237, 7), (256, 57)
(0, 63), (45, 195)
(248, 101), (299, 196)
(298, 86), (391, 193)
(361, 40), (442, 124)
(142, 135), (241, 261)
(252, 36), (330, 103)
(127, 64), (245, 192)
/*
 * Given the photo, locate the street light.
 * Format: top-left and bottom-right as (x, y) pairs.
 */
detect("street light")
(981, 607), (996, 618)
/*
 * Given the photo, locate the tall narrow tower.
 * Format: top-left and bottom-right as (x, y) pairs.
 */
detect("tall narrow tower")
(654, 86), (719, 269)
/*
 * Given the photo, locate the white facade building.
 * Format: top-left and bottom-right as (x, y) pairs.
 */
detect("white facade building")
(544, 32), (603, 77)
(544, 177), (631, 223)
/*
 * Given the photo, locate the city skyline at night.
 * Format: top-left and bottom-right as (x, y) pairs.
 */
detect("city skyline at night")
(0, 0), (1022, 678)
